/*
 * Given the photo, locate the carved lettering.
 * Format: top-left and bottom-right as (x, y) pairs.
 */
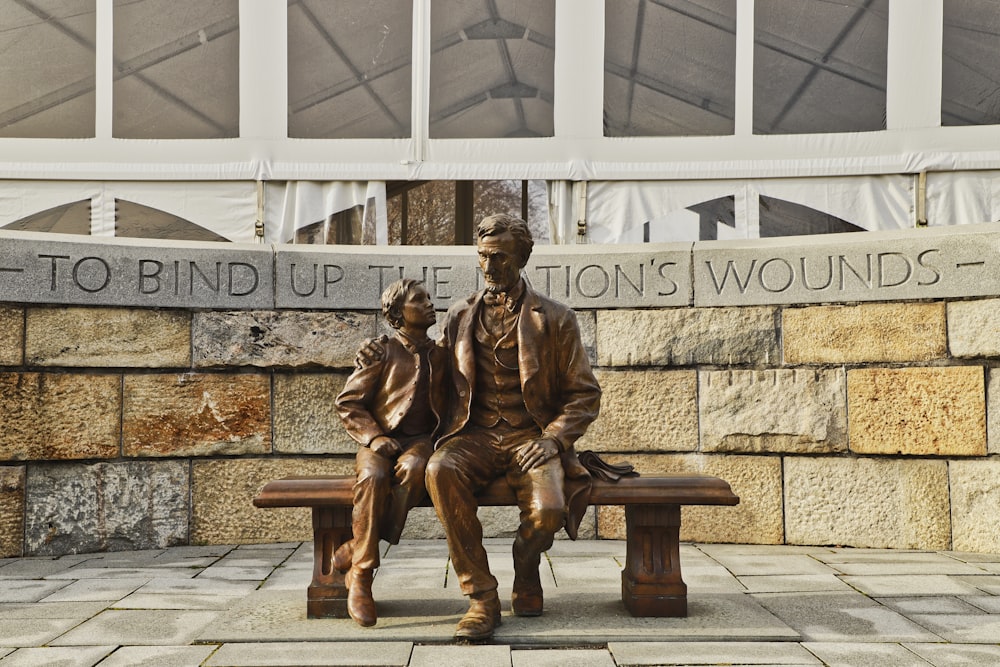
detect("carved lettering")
(323, 264), (344, 297)
(800, 256), (834, 291)
(38, 254), (70, 291)
(190, 261), (221, 294)
(576, 264), (611, 299)
(657, 261), (679, 296)
(706, 259), (757, 295)
(917, 249), (942, 285)
(289, 263), (317, 297)
(758, 257), (795, 293)
(615, 264), (644, 297)
(72, 257), (111, 293)
(228, 262), (259, 297)
(139, 259), (163, 294)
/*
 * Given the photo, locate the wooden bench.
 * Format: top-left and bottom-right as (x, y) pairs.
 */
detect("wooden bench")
(253, 474), (739, 619)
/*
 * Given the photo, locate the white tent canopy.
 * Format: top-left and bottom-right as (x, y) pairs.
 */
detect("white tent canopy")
(1, 0), (999, 243)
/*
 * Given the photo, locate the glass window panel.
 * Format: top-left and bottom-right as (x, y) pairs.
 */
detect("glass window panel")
(116, 200), (228, 241)
(754, 0), (887, 134)
(473, 180), (549, 243)
(288, 0), (412, 138)
(0, 0), (95, 138)
(430, 0), (554, 138)
(2, 200), (91, 235)
(388, 181), (457, 245)
(942, 0), (1000, 126)
(113, 0), (239, 139)
(604, 0), (736, 137)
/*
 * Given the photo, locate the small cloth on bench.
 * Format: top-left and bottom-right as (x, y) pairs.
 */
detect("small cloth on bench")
(577, 451), (640, 483)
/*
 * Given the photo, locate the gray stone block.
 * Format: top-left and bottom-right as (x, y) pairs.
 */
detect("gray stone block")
(694, 221), (1000, 306)
(0, 230), (273, 309)
(25, 462), (190, 556)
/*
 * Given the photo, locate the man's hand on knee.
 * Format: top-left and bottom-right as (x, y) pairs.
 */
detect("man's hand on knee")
(370, 436), (402, 458)
(514, 438), (560, 472)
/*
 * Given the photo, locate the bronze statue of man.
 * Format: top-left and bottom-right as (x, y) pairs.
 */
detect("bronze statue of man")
(426, 213), (601, 641)
(334, 278), (446, 627)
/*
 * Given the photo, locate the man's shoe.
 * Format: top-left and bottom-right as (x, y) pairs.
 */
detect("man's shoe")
(332, 540), (354, 573)
(345, 567), (377, 627)
(512, 571), (544, 617)
(454, 590), (501, 641)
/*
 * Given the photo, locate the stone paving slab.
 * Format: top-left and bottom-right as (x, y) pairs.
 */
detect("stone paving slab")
(50, 609), (220, 646)
(45, 567), (200, 580)
(875, 596), (988, 615)
(97, 645), (219, 667)
(607, 641), (821, 665)
(738, 574), (852, 594)
(953, 574), (1000, 594)
(0, 579), (70, 602)
(114, 592), (243, 610)
(205, 641), (414, 666)
(510, 647), (617, 667)
(0, 645), (115, 667)
(704, 554), (835, 576)
(840, 574), (985, 597)
(197, 588), (798, 645)
(800, 642), (930, 667)
(408, 644), (510, 667)
(751, 592), (943, 643)
(905, 612), (1000, 643)
(903, 642), (1000, 665)
(40, 577), (148, 602)
(0, 601), (109, 619)
(0, 618), (83, 647)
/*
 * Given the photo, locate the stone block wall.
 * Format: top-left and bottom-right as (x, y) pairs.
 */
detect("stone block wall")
(3, 224), (1000, 556)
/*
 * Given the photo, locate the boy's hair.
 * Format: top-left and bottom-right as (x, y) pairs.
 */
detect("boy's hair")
(382, 278), (420, 329)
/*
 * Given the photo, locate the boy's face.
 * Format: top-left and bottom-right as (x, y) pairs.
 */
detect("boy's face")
(401, 283), (436, 330)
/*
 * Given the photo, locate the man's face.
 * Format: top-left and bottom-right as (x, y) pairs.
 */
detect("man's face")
(477, 231), (522, 294)
(401, 283), (436, 329)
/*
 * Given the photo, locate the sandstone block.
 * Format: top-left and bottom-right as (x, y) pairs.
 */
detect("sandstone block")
(0, 466), (25, 557)
(25, 307), (190, 367)
(988, 370), (1000, 455)
(0, 306), (23, 366)
(700, 369), (847, 454)
(595, 454), (783, 545)
(949, 299), (1000, 358)
(950, 460), (1000, 552)
(123, 373), (270, 458)
(0, 373), (120, 461)
(848, 366), (985, 456)
(191, 457), (354, 545)
(784, 457), (950, 549)
(596, 307), (779, 367)
(192, 310), (376, 368)
(578, 370), (697, 452)
(273, 373), (356, 454)
(25, 461), (189, 556)
(783, 302), (946, 363)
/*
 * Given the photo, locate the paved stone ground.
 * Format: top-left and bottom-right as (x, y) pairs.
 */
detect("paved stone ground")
(3, 539), (1000, 666)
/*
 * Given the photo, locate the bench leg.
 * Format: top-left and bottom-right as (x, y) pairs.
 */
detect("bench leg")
(621, 503), (687, 617)
(307, 506), (352, 619)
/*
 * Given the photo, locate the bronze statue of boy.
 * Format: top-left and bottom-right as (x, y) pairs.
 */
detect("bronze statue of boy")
(334, 278), (446, 627)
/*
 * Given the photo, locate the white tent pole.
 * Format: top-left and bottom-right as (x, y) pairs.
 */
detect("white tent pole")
(95, 0), (113, 139)
(887, 0), (942, 130)
(411, 0), (430, 165)
(240, 0), (287, 165)
(734, 0), (754, 137)
(554, 0), (603, 141)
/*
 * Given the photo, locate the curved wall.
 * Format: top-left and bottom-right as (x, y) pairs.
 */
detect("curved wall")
(3, 224), (1000, 555)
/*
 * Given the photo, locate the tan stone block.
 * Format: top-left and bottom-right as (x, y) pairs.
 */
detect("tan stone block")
(948, 299), (1000, 358)
(577, 370), (697, 452)
(785, 457), (950, 549)
(273, 373), (356, 454)
(0, 306), (23, 366)
(595, 454), (783, 545)
(0, 466), (25, 557)
(191, 457), (354, 545)
(950, 460), (1000, 552)
(596, 307), (779, 367)
(0, 373), (120, 461)
(848, 366), (985, 456)
(700, 369), (847, 454)
(987, 369), (1000, 455)
(123, 373), (271, 457)
(783, 302), (946, 364)
(26, 307), (190, 367)
(193, 311), (376, 368)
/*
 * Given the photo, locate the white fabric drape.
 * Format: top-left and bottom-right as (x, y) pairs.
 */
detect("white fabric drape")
(263, 181), (388, 244)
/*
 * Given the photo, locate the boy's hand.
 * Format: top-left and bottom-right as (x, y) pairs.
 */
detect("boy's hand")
(370, 436), (402, 458)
